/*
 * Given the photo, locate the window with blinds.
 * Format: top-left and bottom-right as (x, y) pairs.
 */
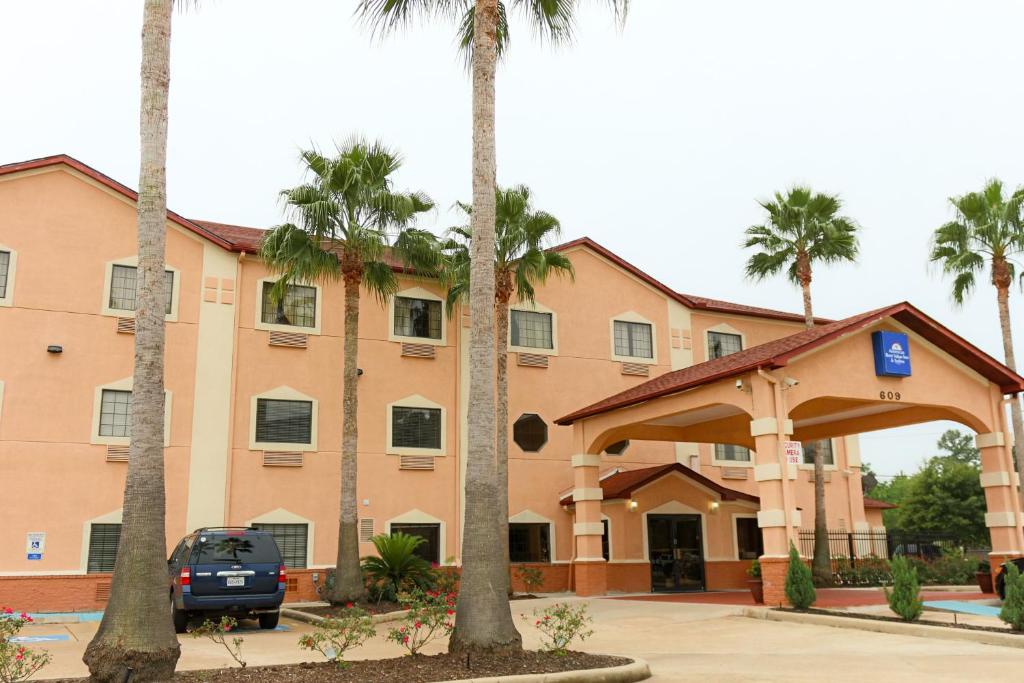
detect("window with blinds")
(802, 439), (834, 465)
(510, 310), (553, 349)
(99, 389), (132, 438)
(394, 296), (441, 340)
(109, 265), (174, 314)
(0, 251), (9, 298)
(255, 399), (313, 444)
(714, 443), (751, 462)
(613, 320), (653, 358)
(261, 282), (317, 328)
(87, 523), (122, 573)
(252, 523), (308, 568)
(708, 331), (743, 359)
(391, 406), (442, 449)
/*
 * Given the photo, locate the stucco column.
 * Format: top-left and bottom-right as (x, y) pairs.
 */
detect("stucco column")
(571, 453), (607, 596)
(977, 431), (1024, 584)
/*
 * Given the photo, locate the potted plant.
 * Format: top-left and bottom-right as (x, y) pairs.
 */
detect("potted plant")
(977, 559), (994, 594)
(747, 558), (764, 604)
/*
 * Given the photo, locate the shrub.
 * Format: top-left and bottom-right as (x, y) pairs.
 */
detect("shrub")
(386, 589), (456, 655)
(927, 550), (975, 585)
(431, 559), (460, 596)
(298, 606), (375, 667)
(978, 559), (991, 574)
(516, 565), (545, 594)
(885, 556), (923, 621)
(784, 543), (816, 610)
(999, 563), (1024, 631)
(361, 533), (435, 603)
(525, 603), (594, 655)
(0, 608), (51, 683)
(746, 558), (761, 579)
(188, 617), (246, 669)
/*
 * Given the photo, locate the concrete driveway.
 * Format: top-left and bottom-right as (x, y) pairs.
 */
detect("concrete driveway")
(22, 597), (1024, 681)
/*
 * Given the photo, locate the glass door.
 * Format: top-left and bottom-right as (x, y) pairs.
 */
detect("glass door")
(647, 514), (705, 592)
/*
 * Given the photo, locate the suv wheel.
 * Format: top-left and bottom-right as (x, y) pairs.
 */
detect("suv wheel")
(258, 611), (280, 630)
(171, 598), (188, 634)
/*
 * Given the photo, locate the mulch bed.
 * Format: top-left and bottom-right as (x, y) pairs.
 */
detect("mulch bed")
(52, 652), (631, 682)
(301, 601), (406, 617)
(777, 607), (1021, 635)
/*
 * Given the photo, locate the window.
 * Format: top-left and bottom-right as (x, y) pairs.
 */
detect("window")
(255, 398), (313, 444)
(0, 251), (9, 299)
(391, 523), (440, 565)
(99, 389), (132, 438)
(708, 331), (742, 359)
(510, 310), (553, 349)
(601, 519), (610, 561)
(802, 439), (834, 466)
(252, 523), (308, 568)
(512, 413), (547, 452)
(261, 282), (316, 328)
(392, 406), (442, 450)
(87, 523), (122, 573)
(736, 517), (763, 560)
(109, 264), (174, 314)
(604, 440), (630, 456)
(509, 523), (550, 563)
(394, 296), (441, 340)
(614, 320), (653, 358)
(714, 443), (751, 463)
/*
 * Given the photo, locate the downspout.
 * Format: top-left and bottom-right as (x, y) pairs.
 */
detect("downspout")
(758, 368), (797, 547)
(221, 251), (244, 524)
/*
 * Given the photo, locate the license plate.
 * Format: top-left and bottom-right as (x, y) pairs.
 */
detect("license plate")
(226, 576), (245, 587)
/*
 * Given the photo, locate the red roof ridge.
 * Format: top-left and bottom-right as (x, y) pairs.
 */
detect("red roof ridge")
(863, 497), (898, 510)
(558, 462), (759, 505)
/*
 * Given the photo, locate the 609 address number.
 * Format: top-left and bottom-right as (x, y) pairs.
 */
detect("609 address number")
(879, 391), (901, 401)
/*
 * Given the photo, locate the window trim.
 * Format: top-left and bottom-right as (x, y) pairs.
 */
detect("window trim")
(90, 377), (172, 447)
(385, 509), (448, 566)
(609, 311), (658, 364)
(247, 507), (315, 569)
(732, 513), (762, 561)
(249, 386), (319, 452)
(0, 244), (17, 307)
(508, 509), (556, 563)
(798, 438), (838, 471)
(508, 301), (559, 356)
(101, 257), (181, 322)
(712, 443), (754, 468)
(254, 276), (322, 335)
(388, 286), (447, 346)
(386, 394), (446, 457)
(703, 323), (746, 362)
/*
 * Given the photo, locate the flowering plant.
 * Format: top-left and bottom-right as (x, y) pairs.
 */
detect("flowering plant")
(385, 589), (456, 655)
(298, 605), (376, 667)
(525, 603), (593, 655)
(188, 616), (246, 668)
(1, 608), (51, 683)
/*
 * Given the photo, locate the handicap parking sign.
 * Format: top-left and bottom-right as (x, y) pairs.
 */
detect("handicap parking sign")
(25, 532), (45, 561)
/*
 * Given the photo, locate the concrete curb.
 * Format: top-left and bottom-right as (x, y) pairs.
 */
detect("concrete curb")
(448, 658), (651, 683)
(282, 607), (410, 625)
(742, 607), (1024, 649)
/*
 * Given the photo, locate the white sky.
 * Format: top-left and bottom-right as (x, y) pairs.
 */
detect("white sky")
(4, 1), (1024, 477)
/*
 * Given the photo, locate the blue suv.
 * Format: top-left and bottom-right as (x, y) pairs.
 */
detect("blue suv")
(168, 527), (286, 633)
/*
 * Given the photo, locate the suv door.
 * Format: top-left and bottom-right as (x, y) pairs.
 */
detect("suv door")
(189, 532), (281, 597)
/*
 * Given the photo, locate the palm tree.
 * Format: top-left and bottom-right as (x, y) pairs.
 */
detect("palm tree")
(743, 186), (860, 586)
(260, 139), (436, 605)
(931, 179), (1024, 482)
(443, 185), (574, 592)
(83, 1), (181, 680)
(357, 0), (628, 654)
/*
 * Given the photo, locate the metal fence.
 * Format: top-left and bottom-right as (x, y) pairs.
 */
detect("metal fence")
(797, 529), (984, 569)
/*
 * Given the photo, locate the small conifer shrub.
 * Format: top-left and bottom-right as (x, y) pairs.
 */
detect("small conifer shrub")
(784, 542), (816, 610)
(885, 556), (923, 621)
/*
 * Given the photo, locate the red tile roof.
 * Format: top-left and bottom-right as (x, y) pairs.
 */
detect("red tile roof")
(863, 497), (898, 510)
(556, 302), (1024, 425)
(558, 462), (759, 505)
(190, 220), (266, 252)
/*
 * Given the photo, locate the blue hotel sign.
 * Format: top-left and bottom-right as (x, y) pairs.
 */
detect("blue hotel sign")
(872, 331), (911, 377)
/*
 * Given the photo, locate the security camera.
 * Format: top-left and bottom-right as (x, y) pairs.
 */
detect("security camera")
(735, 379), (744, 390)
(783, 377), (799, 388)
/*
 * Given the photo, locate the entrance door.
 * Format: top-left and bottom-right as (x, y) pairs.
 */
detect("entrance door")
(647, 514), (705, 592)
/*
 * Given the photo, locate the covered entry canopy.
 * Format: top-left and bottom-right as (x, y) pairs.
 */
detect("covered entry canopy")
(557, 302), (1024, 602)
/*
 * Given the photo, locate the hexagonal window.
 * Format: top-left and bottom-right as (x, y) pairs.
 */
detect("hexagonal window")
(604, 440), (629, 456)
(513, 413), (548, 452)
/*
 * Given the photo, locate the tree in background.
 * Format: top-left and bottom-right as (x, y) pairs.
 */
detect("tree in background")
(83, 1), (181, 679)
(261, 140), (436, 604)
(931, 179), (1024, 480)
(443, 185), (573, 593)
(743, 186), (860, 586)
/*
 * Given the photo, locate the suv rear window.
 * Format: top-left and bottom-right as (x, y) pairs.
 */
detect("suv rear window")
(191, 533), (281, 564)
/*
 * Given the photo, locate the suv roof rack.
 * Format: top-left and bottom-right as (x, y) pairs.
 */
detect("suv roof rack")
(192, 526), (257, 533)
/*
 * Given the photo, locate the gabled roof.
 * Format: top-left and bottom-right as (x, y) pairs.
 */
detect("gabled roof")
(558, 462), (759, 506)
(556, 302), (1024, 425)
(863, 497), (898, 510)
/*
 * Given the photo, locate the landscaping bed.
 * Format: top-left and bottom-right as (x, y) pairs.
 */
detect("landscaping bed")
(301, 601), (406, 617)
(777, 607), (1018, 635)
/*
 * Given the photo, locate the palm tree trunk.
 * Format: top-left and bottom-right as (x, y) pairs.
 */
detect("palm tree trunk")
(495, 292), (511, 596)
(331, 269), (365, 604)
(84, 1), (181, 679)
(995, 282), (1024, 484)
(449, 0), (522, 655)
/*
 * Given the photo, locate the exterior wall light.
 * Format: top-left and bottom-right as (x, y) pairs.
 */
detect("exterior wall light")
(709, 501), (720, 513)
(628, 499), (638, 511)
(47, 345), (63, 354)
